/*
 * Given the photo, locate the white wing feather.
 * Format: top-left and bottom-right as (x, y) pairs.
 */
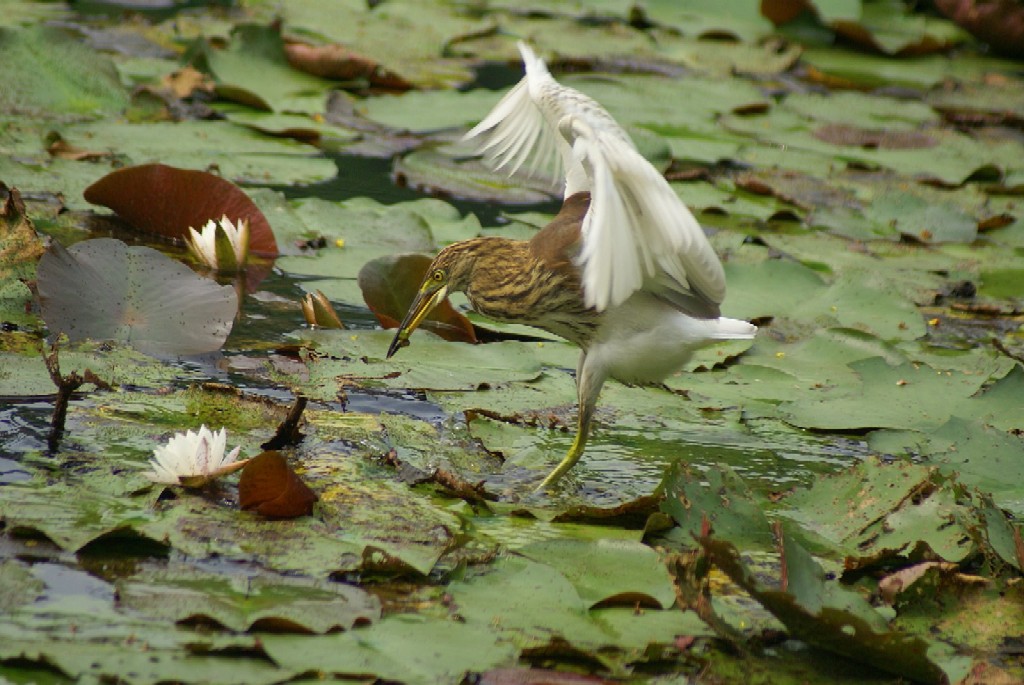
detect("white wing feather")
(465, 41), (727, 312)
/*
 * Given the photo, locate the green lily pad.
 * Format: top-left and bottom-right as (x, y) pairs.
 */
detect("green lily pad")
(518, 538), (677, 609)
(703, 533), (972, 685)
(779, 457), (975, 563)
(0, 25), (128, 119)
(447, 554), (645, 649)
(118, 567), (380, 633)
(198, 23), (337, 114)
(780, 356), (995, 431)
(292, 330), (545, 395)
(394, 147), (557, 205)
(261, 614), (517, 685)
(661, 461), (775, 552)
(276, 0), (481, 88)
(869, 416), (1024, 517)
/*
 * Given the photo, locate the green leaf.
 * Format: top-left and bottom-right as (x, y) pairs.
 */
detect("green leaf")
(118, 567), (380, 633)
(261, 614), (518, 685)
(518, 538), (677, 609)
(199, 23), (336, 113)
(780, 356), (993, 431)
(661, 462), (775, 552)
(869, 416), (1024, 517)
(447, 554), (629, 649)
(703, 534), (973, 684)
(0, 26), (128, 119)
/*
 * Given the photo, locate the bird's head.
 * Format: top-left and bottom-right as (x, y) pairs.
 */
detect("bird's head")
(386, 243), (478, 358)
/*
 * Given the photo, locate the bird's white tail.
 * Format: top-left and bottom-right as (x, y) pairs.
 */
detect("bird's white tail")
(713, 317), (758, 340)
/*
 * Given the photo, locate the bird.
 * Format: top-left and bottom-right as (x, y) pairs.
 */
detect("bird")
(387, 42), (757, 490)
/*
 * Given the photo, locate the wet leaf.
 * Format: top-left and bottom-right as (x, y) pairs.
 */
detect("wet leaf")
(0, 477), (159, 553)
(394, 148), (557, 204)
(118, 567), (380, 633)
(358, 253), (476, 343)
(517, 539), (677, 609)
(443, 549), (710, 664)
(779, 457), (975, 564)
(0, 25), (128, 119)
(36, 238), (237, 357)
(276, 1), (481, 88)
(703, 534), (973, 684)
(780, 356), (996, 431)
(978, 496), (1024, 571)
(936, 0), (1024, 58)
(661, 461), (775, 552)
(198, 23), (336, 113)
(0, 559), (44, 613)
(869, 417), (1024, 517)
(84, 164), (279, 257)
(284, 41), (413, 89)
(261, 614), (518, 685)
(238, 451), (318, 519)
(294, 330), (543, 395)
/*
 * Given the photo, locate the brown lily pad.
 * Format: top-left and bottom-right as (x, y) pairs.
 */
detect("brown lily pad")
(357, 253), (477, 344)
(284, 41), (413, 91)
(813, 123), (936, 150)
(936, 0), (1024, 58)
(239, 451), (317, 519)
(83, 163), (279, 257)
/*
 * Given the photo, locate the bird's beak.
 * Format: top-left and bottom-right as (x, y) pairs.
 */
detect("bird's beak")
(386, 283), (449, 358)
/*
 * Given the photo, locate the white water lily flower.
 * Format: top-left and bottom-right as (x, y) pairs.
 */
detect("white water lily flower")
(144, 425), (246, 487)
(185, 215), (250, 272)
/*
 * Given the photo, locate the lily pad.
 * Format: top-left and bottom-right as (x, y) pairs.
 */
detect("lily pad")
(197, 23), (336, 114)
(118, 567), (380, 633)
(261, 614), (518, 685)
(517, 538), (677, 609)
(703, 533), (972, 685)
(0, 25), (128, 119)
(358, 253), (477, 343)
(36, 238), (237, 357)
(84, 164), (279, 256)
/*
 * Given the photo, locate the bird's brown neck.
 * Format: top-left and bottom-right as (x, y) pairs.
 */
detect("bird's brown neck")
(458, 193), (599, 347)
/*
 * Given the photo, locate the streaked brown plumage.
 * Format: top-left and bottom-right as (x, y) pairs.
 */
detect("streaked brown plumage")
(387, 43), (757, 490)
(437, 193), (599, 348)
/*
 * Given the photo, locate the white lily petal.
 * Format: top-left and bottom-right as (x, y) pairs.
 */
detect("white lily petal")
(186, 219), (220, 268)
(143, 424), (243, 486)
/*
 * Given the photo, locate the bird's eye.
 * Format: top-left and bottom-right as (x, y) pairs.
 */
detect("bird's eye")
(432, 269), (445, 282)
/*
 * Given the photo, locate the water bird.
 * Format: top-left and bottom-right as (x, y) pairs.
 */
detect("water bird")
(387, 42), (756, 490)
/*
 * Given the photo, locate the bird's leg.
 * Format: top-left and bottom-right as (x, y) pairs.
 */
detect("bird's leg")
(535, 352), (606, 491)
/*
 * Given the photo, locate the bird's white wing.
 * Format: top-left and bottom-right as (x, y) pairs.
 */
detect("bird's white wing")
(466, 42), (727, 312)
(567, 118), (727, 311)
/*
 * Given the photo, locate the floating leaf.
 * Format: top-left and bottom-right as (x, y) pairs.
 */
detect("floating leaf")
(36, 238), (237, 357)
(661, 461), (775, 552)
(358, 253), (476, 343)
(703, 534), (973, 684)
(0, 25), (128, 119)
(517, 539), (677, 609)
(198, 23), (336, 113)
(239, 450), (318, 519)
(284, 41), (413, 90)
(935, 0), (1024, 58)
(261, 614), (518, 685)
(83, 164), (278, 257)
(118, 567), (380, 634)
